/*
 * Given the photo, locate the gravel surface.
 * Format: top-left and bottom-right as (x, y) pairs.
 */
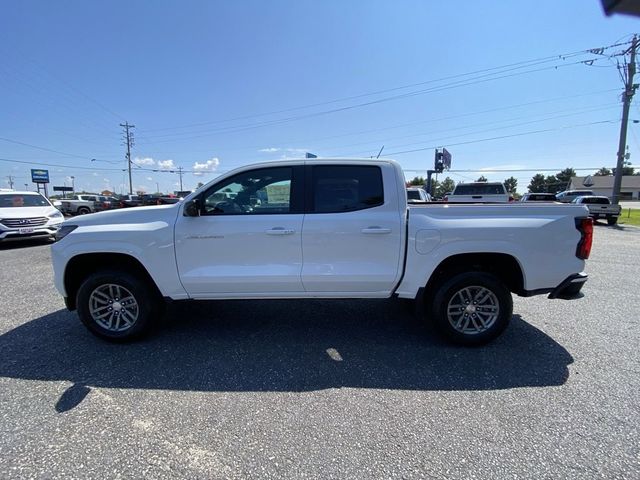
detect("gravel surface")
(1, 225), (639, 479)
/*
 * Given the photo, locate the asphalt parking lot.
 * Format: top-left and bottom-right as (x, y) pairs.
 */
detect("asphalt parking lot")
(1, 224), (639, 479)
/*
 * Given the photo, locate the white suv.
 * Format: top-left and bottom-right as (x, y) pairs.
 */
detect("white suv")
(0, 191), (65, 242)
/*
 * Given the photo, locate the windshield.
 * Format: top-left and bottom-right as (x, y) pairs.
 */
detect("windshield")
(407, 190), (421, 200)
(0, 194), (51, 208)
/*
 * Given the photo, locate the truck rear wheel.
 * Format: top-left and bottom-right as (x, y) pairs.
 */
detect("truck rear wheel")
(76, 270), (162, 342)
(607, 216), (618, 226)
(430, 272), (512, 346)
(77, 207), (90, 215)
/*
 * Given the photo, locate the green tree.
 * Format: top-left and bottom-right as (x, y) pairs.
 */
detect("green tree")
(612, 161), (635, 176)
(594, 167), (612, 176)
(435, 177), (456, 198)
(528, 174), (546, 193)
(555, 168), (576, 191)
(475, 175), (488, 182)
(504, 176), (518, 195)
(408, 176), (425, 186)
(545, 175), (561, 193)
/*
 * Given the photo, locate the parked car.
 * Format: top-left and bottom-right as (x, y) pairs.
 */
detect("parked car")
(52, 158), (591, 346)
(571, 196), (622, 225)
(60, 194), (108, 215)
(555, 189), (594, 203)
(406, 187), (432, 203)
(118, 194), (142, 208)
(520, 193), (558, 202)
(0, 191), (64, 242)
(447, 182), (510, 203)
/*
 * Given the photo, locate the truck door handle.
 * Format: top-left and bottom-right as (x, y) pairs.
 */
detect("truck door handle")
(361, 227), (392, 234)
(265, 228), (295, 235)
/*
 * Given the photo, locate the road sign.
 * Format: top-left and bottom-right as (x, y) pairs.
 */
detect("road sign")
(442, 148), (452, 170)
(31, 169), (50, 184)
(53, 186), (74, 192)
(583, 175), (594, 187)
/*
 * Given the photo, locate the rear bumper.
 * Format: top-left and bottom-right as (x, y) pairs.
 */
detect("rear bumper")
(520, 272), (588, 299)
(548, 273), (588, 299)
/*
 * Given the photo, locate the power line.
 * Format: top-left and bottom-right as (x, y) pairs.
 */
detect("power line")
(137, 39), (631, 135)
(320, 103), (620, 155)
(0, 136), (115, 161)
(134, 57), (617, 146)
(377, 119), (618, 156)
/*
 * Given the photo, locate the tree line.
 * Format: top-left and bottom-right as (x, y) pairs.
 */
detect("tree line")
(407, 163), (637, 196)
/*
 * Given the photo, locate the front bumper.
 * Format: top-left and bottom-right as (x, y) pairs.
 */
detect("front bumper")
(0, 220), (63, 241)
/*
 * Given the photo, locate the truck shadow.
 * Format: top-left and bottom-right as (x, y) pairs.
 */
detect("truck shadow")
(0, 299), (573, 395)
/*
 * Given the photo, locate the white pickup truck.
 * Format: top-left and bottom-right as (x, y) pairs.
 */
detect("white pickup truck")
(51, 158), (592, 346)
(60, 194), (108, 215)
(571, 196), (622, 225)
(447, 182), (510, 203)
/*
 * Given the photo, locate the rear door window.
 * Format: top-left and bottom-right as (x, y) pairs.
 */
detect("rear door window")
(310, 165), (384, 213)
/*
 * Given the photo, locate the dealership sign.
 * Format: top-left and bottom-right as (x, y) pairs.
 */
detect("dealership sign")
(31, 169), (50, 184)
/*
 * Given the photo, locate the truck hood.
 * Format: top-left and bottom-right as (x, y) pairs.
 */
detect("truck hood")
(65, 204), (180, 227)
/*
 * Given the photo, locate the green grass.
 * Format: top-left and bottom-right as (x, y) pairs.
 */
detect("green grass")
(618, 209), (640, 227)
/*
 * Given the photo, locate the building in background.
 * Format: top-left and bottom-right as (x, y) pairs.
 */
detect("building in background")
(569, 176), (640, 200)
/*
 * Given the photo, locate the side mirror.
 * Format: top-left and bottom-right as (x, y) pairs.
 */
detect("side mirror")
(183, 199), (201, 217)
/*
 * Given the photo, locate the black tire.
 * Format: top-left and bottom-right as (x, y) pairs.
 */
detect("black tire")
(77, 207), (90, 215)
(76, 270), (163, 342)
(607, 216), (618, 226)
(430, 272), (513, 346)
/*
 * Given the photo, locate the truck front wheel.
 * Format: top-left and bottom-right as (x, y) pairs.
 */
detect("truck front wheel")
(76, 270), (162, 341)
(430, 272), (512, 346)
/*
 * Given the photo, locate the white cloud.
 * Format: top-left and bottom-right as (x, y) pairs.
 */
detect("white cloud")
(157, 159), (176, 170)
(192, 157), (220, 177)
(146, 176), (153, 181)
(259, 147), (280, 153)
(92, 172), (99, 177)
(134, 157), (155, 166)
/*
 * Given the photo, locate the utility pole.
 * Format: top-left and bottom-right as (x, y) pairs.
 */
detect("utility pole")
(7, 175), (15, 189)
(120, 122), (135, 195)
(612, 35), (637, 205)
(156, 182), (160, 194)
(177, 166), (184, 191)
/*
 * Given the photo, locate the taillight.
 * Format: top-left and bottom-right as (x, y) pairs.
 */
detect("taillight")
(575, 217), (593, 260)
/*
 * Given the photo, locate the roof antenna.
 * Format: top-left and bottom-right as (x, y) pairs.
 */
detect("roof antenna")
(376, 145), (385, 159)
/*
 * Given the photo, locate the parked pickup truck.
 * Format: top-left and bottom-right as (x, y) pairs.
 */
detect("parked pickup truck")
(447, 182), (510, 203)
(571, 195), (622, 225)
(51, 158), (592, 346)
(60, 194), (108, 215)
(118, 194), (142, 208)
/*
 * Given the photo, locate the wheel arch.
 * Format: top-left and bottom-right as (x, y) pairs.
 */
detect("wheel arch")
(424, 252), (525, 299)
(64, 252), (162, 310)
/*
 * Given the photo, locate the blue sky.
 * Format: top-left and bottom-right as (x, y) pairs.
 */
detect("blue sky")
(1, 0), (638, 194)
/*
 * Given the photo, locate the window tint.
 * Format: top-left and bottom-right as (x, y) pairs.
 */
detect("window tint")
(583, 197), (610, 204)
(0, 194), (50, 208)
(202, 167), (293, 215)
(407, 190), (421, 200)
(453, 184), (505, 195)
(312, 165), (384, 213)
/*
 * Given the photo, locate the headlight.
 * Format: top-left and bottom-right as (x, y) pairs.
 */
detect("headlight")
(48, 211), (64, 219)
(55, 225), (78, 241)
